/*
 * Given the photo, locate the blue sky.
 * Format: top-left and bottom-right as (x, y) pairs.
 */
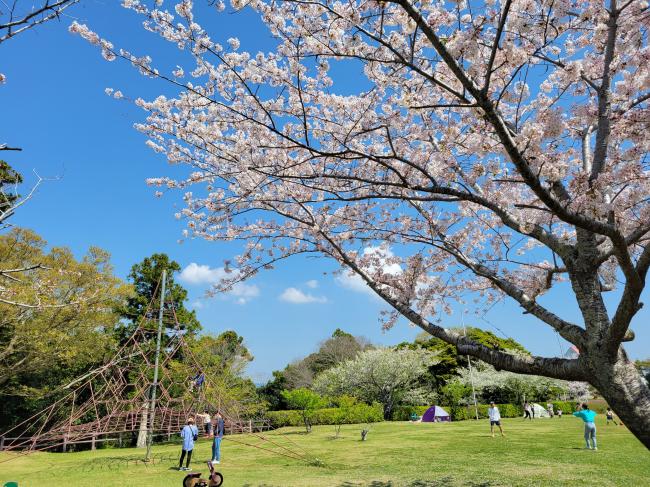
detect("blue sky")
(1, 1), (648, 383)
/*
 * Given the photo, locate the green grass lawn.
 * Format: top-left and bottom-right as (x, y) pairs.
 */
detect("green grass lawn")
(1, 417), (648, 486)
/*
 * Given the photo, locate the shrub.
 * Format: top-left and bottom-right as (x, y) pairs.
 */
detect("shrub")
(391, 405), (430, 421)
(551, 401), (578, 414)
(266, 403), (383, 428)
(281, 388), (327, 432)
(449, 406), (471, 421)
(265, 409), (303, 428)
(447, 403), (522, 421)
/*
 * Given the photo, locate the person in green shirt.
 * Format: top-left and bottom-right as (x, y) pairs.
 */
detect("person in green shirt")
(572, 403), (597, 450)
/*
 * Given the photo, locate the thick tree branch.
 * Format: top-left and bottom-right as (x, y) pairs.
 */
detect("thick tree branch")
(324, 228), (586, 381)
(590, 1), (619, 182)
(607, 243), (650, 353)
(394, 0), (620, 240)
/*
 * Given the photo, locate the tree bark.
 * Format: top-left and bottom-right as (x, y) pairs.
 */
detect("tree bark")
(588, 352), (650, 449)
(136, 401), (149, 449)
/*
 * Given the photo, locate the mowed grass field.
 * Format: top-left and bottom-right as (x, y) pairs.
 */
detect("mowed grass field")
(1, 417), (648, 487)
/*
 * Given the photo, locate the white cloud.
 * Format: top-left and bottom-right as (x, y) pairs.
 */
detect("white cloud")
(179, 263), (227, 285)
(279, 287), (327, 304)
(179, 262), (260, 304)
(305, 279), (318, 289)
(336, 245), (402, 297)
(190, 300), (205, 309)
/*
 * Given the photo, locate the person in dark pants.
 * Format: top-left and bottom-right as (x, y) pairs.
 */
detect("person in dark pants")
(211, 412), (225, 465)
(523, 402), (532, 420)
(179, 417), (198, 471)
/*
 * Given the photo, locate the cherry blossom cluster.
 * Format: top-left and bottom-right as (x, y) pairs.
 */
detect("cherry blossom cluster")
(71, 0), (649, 351)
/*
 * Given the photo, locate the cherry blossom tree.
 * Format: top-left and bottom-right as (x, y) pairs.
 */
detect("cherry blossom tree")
(71, 0), (650, 447)
(0, 0), (78, 46)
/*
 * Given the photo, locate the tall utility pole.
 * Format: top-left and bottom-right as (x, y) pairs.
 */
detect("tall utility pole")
(145, 270), (167, 461)
(462, 313), (480, 421)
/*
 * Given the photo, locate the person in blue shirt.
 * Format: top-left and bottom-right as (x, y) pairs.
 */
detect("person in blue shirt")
(211, 412), (225, 465)
(179, 417), (199, 470)
(572, 403), (597, 450)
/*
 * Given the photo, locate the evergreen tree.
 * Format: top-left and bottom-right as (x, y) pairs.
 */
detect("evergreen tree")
(117, 253), (201, 342)
(0, 160), (23, 218)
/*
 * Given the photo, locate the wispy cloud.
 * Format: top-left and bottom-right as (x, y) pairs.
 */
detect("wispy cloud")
(279, 287), (327, 304)
(179, 262), (260, 304)
(305, 279), (319, 289)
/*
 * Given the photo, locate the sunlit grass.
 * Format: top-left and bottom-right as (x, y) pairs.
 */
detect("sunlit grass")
(1, 417), (648, 486)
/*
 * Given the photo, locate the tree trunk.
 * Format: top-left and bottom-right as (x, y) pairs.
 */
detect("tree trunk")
(136, 401), (149, 449)
(590, 354), (650, 450)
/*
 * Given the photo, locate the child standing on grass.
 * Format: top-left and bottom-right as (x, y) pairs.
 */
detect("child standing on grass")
(572, 403), (597, 450)
(179, 417), (199, 471)
(488, 402), (505, 437)
(606, 407), (619, 426)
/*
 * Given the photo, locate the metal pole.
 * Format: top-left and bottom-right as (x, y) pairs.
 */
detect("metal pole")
(146, 269), (167, 461)
(462, 313), (480, 421)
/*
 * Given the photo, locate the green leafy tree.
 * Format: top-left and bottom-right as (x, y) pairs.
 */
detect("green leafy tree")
(0, 228), (131, 429)
(258, 371), (290, 411)
(281, 388), (326, 433)
(117, 253), (201, 341)
(189, 332), (263, 418)
(260, 328), (370, 408)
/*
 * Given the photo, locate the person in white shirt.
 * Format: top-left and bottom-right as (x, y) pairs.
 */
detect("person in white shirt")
(488, 402), (505, 438)
(202, 411), (212, 437)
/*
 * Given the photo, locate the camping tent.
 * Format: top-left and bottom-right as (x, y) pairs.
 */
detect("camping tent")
(421, 405), (451, 422)
(532, 403), (550, 418)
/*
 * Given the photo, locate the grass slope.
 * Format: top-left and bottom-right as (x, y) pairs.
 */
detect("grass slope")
(1, 417), (648, 486)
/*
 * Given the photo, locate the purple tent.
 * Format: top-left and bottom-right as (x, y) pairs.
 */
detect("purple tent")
(421, 405), (451, 422)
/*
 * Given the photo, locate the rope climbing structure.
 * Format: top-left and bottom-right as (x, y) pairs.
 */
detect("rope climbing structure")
(0, 272), (266, 459)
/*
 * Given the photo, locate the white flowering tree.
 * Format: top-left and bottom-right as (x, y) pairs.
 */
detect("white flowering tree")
(453, 364), (567, 403)
(72, 0), (650, 447)
(313, 348), (438, 418)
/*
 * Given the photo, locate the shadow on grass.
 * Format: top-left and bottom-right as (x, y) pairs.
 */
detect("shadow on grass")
(79, 452), (179, 471)
(336, 478), (495, 487)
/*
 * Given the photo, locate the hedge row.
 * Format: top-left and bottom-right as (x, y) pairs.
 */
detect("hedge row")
(268, 401), (581, 427)
(391, 405), (430, 421)
(392, 401), (579, 421)
(266, 403), (384, 428)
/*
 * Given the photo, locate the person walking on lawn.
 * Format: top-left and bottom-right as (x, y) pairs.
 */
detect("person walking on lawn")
(211, 412), (225, 465)
(523, 401), (532, 420)
(179, 417), (199, 471)
(573, 403), (598, 450)
(488, 402), (505, 438)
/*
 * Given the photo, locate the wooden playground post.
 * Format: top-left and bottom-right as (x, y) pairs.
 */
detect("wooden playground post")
(145, 270), (167, 462)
